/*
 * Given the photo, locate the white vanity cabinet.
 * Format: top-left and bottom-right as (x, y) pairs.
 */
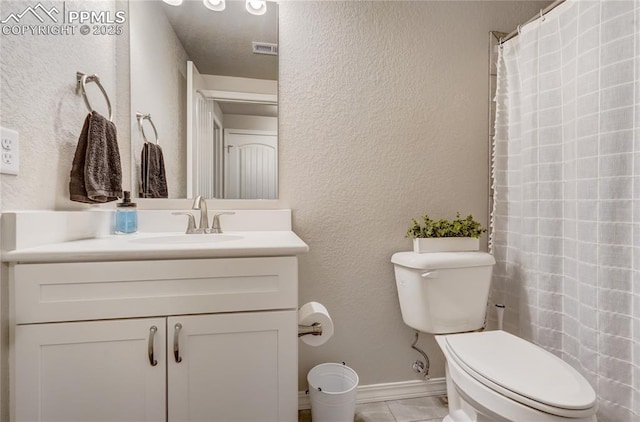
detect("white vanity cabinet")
(168, 312), (296, 421)
(10, 256), (299, 422)
(15, 318), (168, 422)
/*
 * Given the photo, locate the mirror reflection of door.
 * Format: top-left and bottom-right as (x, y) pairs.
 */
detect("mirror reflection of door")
(214, 122), (223, 198)
(186, 61), (277, 199)
(224, 129), (277, 199)
(191, 92), (223, 199)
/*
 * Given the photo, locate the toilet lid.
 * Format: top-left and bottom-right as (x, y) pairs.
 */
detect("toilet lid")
(444, 331), (596, 412)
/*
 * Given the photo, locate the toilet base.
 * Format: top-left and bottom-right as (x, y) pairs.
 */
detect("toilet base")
(443, 366), (507, 422)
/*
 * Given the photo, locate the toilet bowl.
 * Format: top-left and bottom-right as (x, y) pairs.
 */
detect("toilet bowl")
(391, 251), (598, 422)
(436, 331), (597, 422)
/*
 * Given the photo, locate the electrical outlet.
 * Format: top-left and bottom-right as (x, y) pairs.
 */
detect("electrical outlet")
(2, 137), (12, 150)
(0, 127), (19, 175)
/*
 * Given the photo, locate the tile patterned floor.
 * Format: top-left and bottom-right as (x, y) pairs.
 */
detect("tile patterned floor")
(298, 395), (448, 422)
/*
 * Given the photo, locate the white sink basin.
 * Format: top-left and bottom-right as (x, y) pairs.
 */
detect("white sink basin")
(130, 234), (243, 245)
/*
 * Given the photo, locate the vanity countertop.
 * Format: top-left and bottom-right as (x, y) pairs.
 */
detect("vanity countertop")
(2, 231), (309, 263)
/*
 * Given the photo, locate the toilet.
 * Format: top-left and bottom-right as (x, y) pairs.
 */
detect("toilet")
(391, 251), (597, 422)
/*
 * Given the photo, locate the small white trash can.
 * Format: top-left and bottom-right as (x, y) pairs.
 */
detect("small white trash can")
(307, 363), (359, 422)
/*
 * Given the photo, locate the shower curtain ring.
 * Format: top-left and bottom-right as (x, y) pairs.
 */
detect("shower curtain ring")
(540, 9), (545, 21)
(517, 25), (522, 35)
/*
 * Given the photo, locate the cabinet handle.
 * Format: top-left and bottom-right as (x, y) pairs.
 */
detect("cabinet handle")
(174, 323), (183, 363)
(148, 326), (158, 367)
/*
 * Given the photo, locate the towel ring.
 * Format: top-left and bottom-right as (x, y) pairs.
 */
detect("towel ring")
(136, 112), (159, 145)
(76, 72), (113, 121)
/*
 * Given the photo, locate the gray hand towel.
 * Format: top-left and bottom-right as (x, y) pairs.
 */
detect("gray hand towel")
(140, 142), (168, 198)
(69, 111), (123, 203)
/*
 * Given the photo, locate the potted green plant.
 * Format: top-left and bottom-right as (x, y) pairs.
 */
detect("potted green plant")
(406, 213), (487, 253)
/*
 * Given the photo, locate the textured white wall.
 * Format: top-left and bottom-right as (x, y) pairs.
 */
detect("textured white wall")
(130, 0), (188, 198)
(0, 0), (130, 211)
(278, 1), (549, 387)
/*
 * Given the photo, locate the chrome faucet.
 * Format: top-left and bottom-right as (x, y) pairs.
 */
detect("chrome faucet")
(211, 212), (236, 234)
(174, 196), (235, 234)
(192, 195), (209, 233)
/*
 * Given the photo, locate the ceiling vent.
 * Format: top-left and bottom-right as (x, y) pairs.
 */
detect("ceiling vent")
(252, 42), (278, 56)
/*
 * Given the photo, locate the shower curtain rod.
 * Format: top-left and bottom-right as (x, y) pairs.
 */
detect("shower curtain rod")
(500, 0), (566, 44)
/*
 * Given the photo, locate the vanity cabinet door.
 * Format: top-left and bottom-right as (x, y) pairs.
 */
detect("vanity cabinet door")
(15, 318), (167, 422)
(167, 311), (297, 422)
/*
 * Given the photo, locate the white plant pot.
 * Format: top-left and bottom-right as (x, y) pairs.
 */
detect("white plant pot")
(413, 237), (480, 253)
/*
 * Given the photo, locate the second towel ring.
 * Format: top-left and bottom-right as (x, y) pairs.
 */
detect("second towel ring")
(136, 112), (159, 144)
(76, 72), (113, 121)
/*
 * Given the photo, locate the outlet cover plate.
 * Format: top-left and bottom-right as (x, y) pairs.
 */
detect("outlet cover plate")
(0, 127), (19, 175)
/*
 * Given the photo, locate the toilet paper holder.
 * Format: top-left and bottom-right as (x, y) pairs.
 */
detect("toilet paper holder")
(298, 322), (323, 337)
(298, 301), (333, 345)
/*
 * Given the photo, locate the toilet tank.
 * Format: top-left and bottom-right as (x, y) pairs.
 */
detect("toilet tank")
(391, 251), (495, 334)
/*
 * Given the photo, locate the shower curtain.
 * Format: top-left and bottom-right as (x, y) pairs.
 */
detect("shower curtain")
(491, 1), (639, 420)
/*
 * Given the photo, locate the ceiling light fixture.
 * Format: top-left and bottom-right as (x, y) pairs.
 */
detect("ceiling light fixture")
(245, 0), (267, 16)
(162, 0), (183, 6)
(203, 0), (225, 12)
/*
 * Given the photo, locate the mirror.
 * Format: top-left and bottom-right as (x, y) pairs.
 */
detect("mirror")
(130, 0), (278, 200)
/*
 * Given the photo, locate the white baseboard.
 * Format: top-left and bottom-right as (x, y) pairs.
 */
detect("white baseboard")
(298, 377), (447, 410)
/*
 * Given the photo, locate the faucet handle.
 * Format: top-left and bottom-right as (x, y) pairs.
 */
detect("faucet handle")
(172, 212), (198, 234)
(211, 212), (236, 234)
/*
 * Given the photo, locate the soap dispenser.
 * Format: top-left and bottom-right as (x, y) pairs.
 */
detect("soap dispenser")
(115, 191), (138, 234)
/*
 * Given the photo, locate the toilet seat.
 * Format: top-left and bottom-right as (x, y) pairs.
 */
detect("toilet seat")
(441, 331), (597, 419)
